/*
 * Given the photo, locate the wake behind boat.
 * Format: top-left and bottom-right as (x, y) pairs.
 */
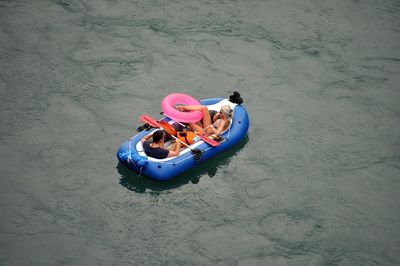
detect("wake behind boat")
(116, 92), (249, 181)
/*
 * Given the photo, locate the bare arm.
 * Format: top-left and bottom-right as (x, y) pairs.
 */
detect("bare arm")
(141, 133), (152, 144)
(176, 105), (207, 111)
(167, 141), (181, 157)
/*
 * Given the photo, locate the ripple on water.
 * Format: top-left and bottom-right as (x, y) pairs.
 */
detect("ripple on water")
(190, 222), (275, 261)
(260, 210), (323, 252)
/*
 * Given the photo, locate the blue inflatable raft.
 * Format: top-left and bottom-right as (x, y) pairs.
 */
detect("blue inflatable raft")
(116, 96), (250, 181)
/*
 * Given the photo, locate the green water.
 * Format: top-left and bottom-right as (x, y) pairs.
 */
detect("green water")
(1, 0), (399, 265)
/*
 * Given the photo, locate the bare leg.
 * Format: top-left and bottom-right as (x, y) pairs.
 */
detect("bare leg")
(199, 106), (212, 128)
(206, 127), (214, 136)
(188, 122), (205, 134)
(177, 105), (212, 134)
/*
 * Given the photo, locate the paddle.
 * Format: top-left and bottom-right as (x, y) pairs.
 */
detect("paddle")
(139, 115), (203, 159)
(139, 115), (164, 131)
(164, 116), (221, 146)
(154, 113), (220, 147)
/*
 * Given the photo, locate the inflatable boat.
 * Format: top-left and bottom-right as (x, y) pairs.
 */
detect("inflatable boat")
(116, 93), (249, 181)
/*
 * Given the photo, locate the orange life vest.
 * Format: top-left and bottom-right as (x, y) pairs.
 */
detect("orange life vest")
(177, 131), (197, 145)
(159, 121), (177, 136)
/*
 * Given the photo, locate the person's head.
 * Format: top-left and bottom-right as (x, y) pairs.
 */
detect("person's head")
(152, 130), (164, 143)
(219, 105), (233, 121)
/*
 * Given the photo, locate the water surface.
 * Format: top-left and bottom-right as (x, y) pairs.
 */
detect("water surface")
(1, 0), (399, 265)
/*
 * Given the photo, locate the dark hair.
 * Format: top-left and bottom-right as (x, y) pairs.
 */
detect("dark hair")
(152, 130), (164, 143)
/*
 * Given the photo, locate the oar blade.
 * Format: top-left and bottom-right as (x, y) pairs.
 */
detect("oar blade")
(140, 115), (160, 128)
(198, 134), (220, 147)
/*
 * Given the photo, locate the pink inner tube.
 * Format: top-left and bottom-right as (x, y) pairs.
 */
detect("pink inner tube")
(161, 93), (203, 123)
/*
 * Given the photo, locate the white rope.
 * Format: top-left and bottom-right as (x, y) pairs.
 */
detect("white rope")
(127, 139), (132, 163)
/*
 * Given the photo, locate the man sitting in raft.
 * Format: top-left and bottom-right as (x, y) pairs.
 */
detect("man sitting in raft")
(141, 130), (181, 159)
(176, 105), (233, 137)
